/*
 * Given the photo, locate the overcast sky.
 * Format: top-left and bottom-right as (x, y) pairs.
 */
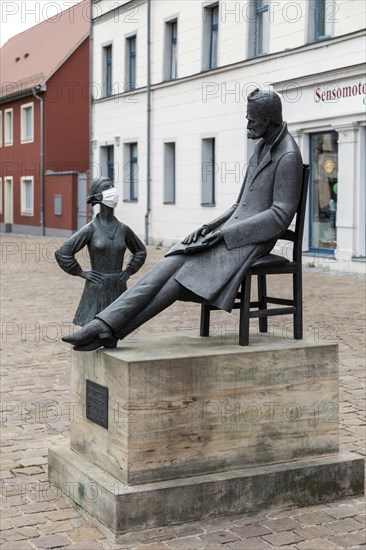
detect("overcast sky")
(0, 0), (83, 47)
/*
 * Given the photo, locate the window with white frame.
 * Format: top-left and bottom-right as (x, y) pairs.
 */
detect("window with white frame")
(103, 44), (113, 97)
(164, 142), (176, 204)
(125, 35), (137, 91)
(0, 111), (2, 147)
(4, 109), (13, 146)
(21, 177), (34, 215)
(203, 3), (219, 70)
(123, 143), (138, 201)
(201, 138), (216, 205)
(248, 0), (270, 57)
(164, 20), (178, 81)
(21, 103), (34, 142)
(308, 0), (334, 42)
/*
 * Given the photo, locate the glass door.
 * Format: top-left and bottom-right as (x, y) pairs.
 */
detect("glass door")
(309, 131), (338, 252)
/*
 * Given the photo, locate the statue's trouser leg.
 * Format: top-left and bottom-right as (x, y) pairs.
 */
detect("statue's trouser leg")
(97, 255), (193, 338)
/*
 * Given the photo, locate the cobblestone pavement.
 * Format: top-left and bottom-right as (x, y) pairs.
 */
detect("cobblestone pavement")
(1, 235), (365, 550)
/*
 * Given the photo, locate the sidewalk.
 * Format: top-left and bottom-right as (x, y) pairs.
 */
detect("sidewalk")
(1, 235), (365, 550)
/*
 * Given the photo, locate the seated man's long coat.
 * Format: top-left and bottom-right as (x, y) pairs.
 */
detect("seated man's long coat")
(174, 122), (303, 312)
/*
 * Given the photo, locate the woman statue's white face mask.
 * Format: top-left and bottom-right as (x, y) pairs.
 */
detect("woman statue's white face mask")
(101, 187), (119, 208)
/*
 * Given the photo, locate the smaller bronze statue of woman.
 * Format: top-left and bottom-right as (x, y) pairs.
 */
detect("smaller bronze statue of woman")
(55, 177), (147, 327)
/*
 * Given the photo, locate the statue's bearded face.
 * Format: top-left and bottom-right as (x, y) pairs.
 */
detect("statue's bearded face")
(246, 104), (270, 140)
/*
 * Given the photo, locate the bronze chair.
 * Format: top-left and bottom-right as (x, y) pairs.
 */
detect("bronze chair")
(200, 164), (310, 345)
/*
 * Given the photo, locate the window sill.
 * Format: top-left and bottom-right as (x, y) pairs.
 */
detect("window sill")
(123, 199), (138, 203)
(163, 201), (176, 205)
(21, 138), (34, 144)
(201, 203), (216, 207)
(21, 211), (34, 216)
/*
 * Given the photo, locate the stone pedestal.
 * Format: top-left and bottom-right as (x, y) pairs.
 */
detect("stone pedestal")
(49, 331), (364, 541)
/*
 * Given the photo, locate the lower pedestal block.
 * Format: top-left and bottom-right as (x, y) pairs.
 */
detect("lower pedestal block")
(49, 445), (363, 541)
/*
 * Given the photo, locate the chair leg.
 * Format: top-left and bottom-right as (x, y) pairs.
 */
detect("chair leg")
(239, 273), (251, 346)
(257, 274), (268, 333)
(293, 271), (303, 339)
(200, 303), (211, 337)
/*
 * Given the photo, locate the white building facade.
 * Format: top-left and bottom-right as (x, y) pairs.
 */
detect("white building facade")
(91, 0), (366, 273)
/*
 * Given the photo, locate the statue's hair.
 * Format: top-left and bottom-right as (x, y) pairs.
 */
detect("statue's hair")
(247, 88), (283, 125)
(88, 177), (113, 198)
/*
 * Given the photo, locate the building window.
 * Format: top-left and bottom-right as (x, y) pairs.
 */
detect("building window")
(4, 176), (13, 224)
(203, 4), (219, 70)
(21, 177), (34, 215)
(100, 145), (115, 181)
(311, 0), (333, 41)
(248, 0), (269, 57)
(103, 44), (113, 97)
(4, 109), (13, 146)
(309, 131), (338, 252)
(0, 111), (2, 147)
(124, 143), (138, 201)
(54, 195), (63, 216)
(164, 20), (178, 80)
(125, 35), (137, 91)
(164, 142), (176, 204)
(201, 138), (216, 205)
(21, 103), (34, 143)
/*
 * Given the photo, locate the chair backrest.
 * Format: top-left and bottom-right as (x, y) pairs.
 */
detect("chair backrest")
(280, 164), (309, 263)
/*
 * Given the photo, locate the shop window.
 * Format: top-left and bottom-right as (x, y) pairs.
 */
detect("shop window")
(125, 35), (137, 91)
(54, 195), (63, 216)
(21, 176), (34, 215)
(248, 0), (270, 57)
(308, 0), (333, 42)
(164, 20), (178, 81)
(309, 131), (338, 252)
(123, 143), (138, 201)
(4, 109), (13, 146)
(164, 142), (176, 204)
(201, 138), (216, 206)
(203, 3), (219, 70)
(103, 44), (113, 97)
(21, 103), (34, 143)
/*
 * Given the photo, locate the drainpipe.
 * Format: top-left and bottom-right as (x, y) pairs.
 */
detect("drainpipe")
(145, 0), (152, 245)
(32, 85), (45, 236)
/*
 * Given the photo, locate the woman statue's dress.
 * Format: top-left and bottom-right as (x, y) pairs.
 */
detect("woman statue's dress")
(55, 214), (146, 325)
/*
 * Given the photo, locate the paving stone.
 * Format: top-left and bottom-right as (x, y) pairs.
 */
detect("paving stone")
(39, 520), (75, 535)
(296, 540), (339, 550)
(199, 529), (241, 544)
(68, 527), (105, 542)
(69, 543), (104, 549)
(45, 508), (80, 521)
(329, 530), (366, 548)
(32, 534), (72, 548)
(326, 504), (361, 519)
(10, 513), (47, 528)
(12, 466), (45, 475)
(297, 511), (334, 526)
(294, 524), (336, 539)
(22, 501), (58, 513)
(136, 545), (171, 550)
(17, 526), (40, 537)
(166, 536), (211, 548)
(263, 518), (302, 532)
(0, 508), (22, 519)
(232, 524), (273, 538)
(0, 543), (34, 549)
(227, 538), (272, 549)
(327, 517), (365, 533)
(262, 531), (304, 546)
(0, 518), (12, 530)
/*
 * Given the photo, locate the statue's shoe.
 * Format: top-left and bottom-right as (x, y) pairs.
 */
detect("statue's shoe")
(62, 319), (113, 346)
(73, 336), (118, 352)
